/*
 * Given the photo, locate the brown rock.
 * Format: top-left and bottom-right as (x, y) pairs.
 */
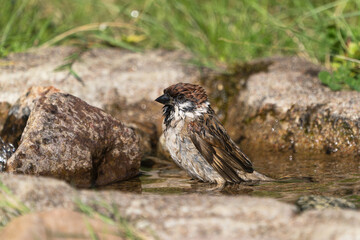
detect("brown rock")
(0, 209), (124, 240)
(226, 57), (360, 155)
(0, 138), (15, 171)
(125, 121), (158, 157)
(1, 86), (60, 147)
(0, 102), (11, 131)
(6, 92), (141, 187)
(103, 95), (163, 157)
(296, 195), (356, 211)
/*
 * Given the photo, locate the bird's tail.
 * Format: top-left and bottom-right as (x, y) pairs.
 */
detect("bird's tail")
(237, 170), (273, 182)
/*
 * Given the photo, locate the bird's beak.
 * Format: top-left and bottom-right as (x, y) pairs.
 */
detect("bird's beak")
(155, 94), (170, 104)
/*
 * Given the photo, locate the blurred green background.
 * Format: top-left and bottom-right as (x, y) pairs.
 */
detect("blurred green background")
(1, 0), (359, 88)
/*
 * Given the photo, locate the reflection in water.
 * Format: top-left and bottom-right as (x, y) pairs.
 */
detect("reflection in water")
(100, 177), (142, 193)
(102, 150), (360, 207)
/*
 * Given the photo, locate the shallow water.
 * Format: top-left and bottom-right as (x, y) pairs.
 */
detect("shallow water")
(103, 149), (360, 207)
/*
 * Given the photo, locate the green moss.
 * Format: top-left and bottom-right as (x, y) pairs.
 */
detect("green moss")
(0, 181), (30, 227)
(140, 178), (166, 185)
(338, 178), (360, 183)
(75, 200), (145, 240)
(251, 190), (282, 198)
(143, 187), (185, 194)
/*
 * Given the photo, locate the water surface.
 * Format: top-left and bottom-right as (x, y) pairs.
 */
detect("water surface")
(103, 149), (360, 207)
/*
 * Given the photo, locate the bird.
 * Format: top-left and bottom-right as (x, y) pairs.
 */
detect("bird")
(155, 82), (270, 186)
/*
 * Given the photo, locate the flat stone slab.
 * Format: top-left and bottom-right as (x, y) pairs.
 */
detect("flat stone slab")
(226, 57), (360, 155)
(0, 173), (359, 240)
(0, 47), (200, 107)
(0, 209), (124, 240)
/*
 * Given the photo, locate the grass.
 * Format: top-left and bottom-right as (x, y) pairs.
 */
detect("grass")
(0, 181), (30, 228)
(75, 199), (146, 240)
(0, 0), (359, 87)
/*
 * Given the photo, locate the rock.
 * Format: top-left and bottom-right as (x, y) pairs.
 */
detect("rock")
(103, 93), (164, 133)
(124, 122), (158, 158)
(0, 47), (200, 107)
(81, 191), (297, 240)
(1, 173), (360, 240)
(104, 96), (162, 157)
(226, 57), (360, 155)
(0, 85), (154, 169)
(296, 195), (356, 211)
(292, 210), (360, 240)
(6, 92), (141, 187)
(0, 174), (76, 226)
(0, 209), (124, 240)
(0, 174), (75, 210)
(0, 102), (11, 131)
(0, 138), (15, 171)
(0, 86), (60, 147)
(0, 47), (202, 156)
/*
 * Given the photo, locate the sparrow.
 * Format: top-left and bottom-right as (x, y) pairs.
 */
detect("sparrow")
(155, 83), (270, 186)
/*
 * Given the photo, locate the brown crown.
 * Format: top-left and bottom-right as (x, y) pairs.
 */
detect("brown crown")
(164, 83), (208, 105)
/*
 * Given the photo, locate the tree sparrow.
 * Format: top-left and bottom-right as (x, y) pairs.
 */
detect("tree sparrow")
(155, 83), (270, 186)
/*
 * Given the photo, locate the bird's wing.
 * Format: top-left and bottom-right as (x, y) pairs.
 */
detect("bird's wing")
(188, 115), (253, 183)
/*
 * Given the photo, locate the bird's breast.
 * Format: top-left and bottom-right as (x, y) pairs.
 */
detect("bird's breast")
(163, 121), (223, 183)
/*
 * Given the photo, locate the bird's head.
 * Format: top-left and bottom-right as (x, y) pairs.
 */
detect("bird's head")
(155, 83), (210, 124)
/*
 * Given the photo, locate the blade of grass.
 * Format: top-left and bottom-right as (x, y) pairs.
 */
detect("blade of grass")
(0, 0), (29, 50)
(41, 22), (140, 48)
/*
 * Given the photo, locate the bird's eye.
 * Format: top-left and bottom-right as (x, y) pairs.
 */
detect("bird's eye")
(176, 94), (185, 101)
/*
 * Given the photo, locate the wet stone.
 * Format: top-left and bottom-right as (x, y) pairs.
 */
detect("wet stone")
(0, 138), (15, 172)
(226, 56), (360, 156)
(0, 102), (11, 131)
(103, 94), (164, 158)
(296, 195), (356, 211)
(6, 92), (141, 187)
(0, 86), (60, 148)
